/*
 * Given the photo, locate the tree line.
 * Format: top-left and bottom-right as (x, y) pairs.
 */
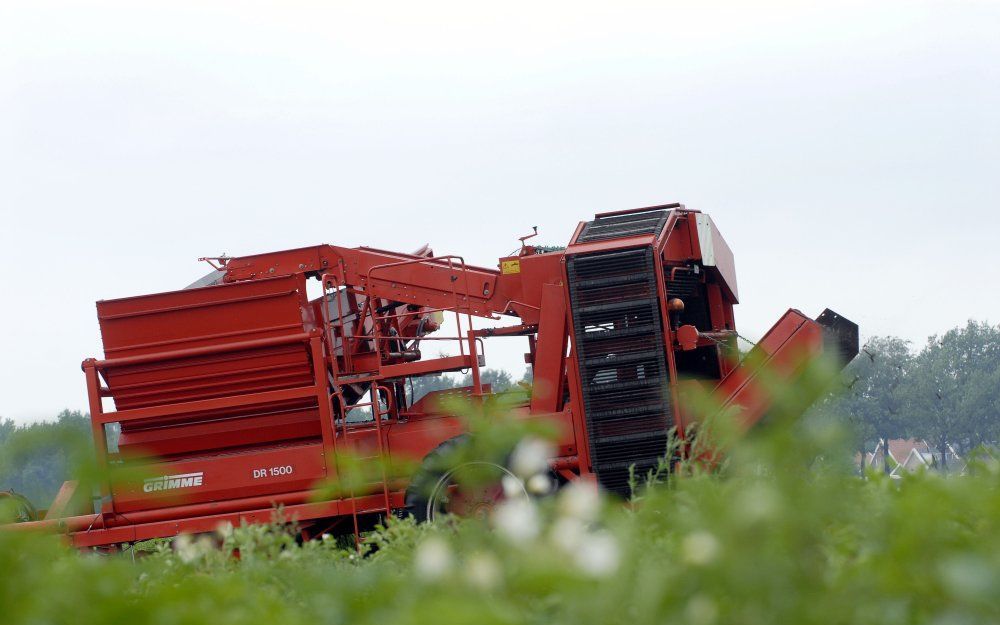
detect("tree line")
(406, 367), (531, 403)
(813, 320), (1000, 472)
(0, 410), (92, 508)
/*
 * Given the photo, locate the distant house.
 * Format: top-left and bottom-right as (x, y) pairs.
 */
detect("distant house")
(858, 438), (964, 477)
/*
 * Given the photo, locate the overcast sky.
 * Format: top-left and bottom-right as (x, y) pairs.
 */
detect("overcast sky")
(1, 0), (997, 424)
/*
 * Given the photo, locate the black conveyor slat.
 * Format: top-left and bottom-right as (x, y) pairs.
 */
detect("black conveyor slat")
(583, 349), (660, 367)
(587, 402), (670, 421)
(594, 455), (665, 471)
(567, 244), (673, 497)
(574, 297), (658, 315)
(577, 209), (671, 243)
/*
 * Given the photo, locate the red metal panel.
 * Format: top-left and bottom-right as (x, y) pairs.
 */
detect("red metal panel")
(565, 235), (660, 255)
(110, 442), (328, 513)
(117, 407), (322, 459)
(97, 277), (316, 444)
(709, 309), (825, 432)
(500, 252), (563, 326)
(99, 385), (320, 425)
(387, 414), (465, 478)
(68, 492), (407, 548)
(559, 253), (594, 474)
(108, 345), (314, 410)
(94, 274), (324, 472)
(530, 283), (568, 413)
(43, 480), (82, 520)
(220, 246), (329, 281)
(97, 275), (310, 358)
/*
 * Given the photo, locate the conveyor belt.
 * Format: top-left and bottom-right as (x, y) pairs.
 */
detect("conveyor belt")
(567, 247), (673, 496)
(576, 209), (670, 243)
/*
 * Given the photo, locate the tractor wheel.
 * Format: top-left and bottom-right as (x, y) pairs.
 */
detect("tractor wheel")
(404, 435), (527, 523)
(0, 490), (39, 523)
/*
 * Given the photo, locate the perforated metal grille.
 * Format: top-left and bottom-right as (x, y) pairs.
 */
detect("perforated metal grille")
(576, 209), (670, 243)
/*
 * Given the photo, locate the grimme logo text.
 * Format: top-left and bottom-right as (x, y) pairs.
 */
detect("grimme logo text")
(143, 472), (204, 493)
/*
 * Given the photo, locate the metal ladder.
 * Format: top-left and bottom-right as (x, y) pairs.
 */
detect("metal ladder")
(332, 382), (393, 550)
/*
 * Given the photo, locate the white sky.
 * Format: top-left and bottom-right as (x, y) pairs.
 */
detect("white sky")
(1, 0), (997, 424)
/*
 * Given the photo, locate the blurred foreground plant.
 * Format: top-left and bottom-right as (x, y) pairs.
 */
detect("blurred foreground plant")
(2, 372), (1000, 624)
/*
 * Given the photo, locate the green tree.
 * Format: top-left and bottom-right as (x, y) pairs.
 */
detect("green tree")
(906, 321), (1000, 469)
(0, 410), (91, 508)
(458, 368), (514, 393)
(406, 368), (519, 406)
(405, 374), (459, 406)
(833, 336), (913, 473)
(519, 366), (533, 385)
(960, 365), (1000, 450)
(0, 418), (15, 445)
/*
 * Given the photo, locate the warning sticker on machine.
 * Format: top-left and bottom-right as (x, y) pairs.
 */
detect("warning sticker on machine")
(501, 259), (521, 274)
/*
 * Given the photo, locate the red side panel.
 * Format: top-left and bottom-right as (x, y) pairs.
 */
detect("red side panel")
(93, 276), (330, 514)
(97, 275), (314, 412)
(110, 442), (328, 514)
(98, 275), (312, 358)
(708, 309), (825, 432)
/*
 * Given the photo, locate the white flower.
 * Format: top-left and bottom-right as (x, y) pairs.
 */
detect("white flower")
(173, 533), (213, 563)
(466, 552), (502, 589)
(414, 536), (453, 580)
(510, 437), (554, 479)
(685, 594), (719, 625)
(526, 473), (553, 495)
(493, 498), (540, 543)
(215, 521), (234, 540)
(174, 534), (196, 563)
(735, 483), (781, 523)
(558, 480), (601, 522)
(550, 516), (587, 553)
(502, 474), (527, 499)
(681, 531), (720, 566)
(573, 530), (620, 577)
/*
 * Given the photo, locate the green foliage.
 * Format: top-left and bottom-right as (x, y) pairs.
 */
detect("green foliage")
(3, 408), (1000, 623)
(906, 321), (1000, 462)
(519, 366), (533, 385)
(459, 368), (516, 393)
(815, 321), (1000, 468)
(408, 368), (520, 405)
(0, 410), (92, 508)
(406, 370), (461, 405)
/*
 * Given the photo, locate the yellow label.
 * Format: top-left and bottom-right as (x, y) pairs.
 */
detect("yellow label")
(501, 259), (521, 275)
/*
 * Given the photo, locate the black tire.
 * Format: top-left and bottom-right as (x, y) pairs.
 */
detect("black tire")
(404, 435), (469, 523)
(405, 435), (527, 523)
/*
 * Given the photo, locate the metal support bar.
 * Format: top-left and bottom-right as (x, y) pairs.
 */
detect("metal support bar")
(94, 385), (319, 425)
(93, 331), (315, 369)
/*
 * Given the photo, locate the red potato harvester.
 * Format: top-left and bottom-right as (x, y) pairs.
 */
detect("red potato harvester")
(4, 203), (857, 548)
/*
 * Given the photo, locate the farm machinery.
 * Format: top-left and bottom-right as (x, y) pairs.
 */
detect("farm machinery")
(4, 203), (857, 548)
